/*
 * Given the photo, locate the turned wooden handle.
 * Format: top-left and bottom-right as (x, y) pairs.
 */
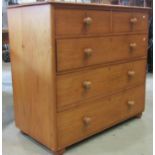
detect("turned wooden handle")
(130, 17), (138, 24)
(83, 116), (91, 126)
(83, 17), (92, 25)
(83, 81), (91, 90)
(84, 48), (93, 58)
(128, 70), (135, 77)
(128, 101), (135, 106)
(130, 43), (137, 49)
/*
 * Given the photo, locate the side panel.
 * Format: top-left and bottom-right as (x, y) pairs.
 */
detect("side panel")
(7, 5), (57, 150)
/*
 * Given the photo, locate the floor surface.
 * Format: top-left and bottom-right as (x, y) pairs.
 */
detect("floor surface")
(2, 62), (153, 155)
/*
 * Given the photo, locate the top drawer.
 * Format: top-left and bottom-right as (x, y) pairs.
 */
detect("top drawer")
(55, 9), (111, 36)
(55, 9), (148, 36)
(113, 12), (148, 33)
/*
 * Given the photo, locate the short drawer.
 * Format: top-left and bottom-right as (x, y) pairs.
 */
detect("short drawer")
(55, 9), (111, 36)
(57, 60), (146, 110)
(57, 85), (145, 148)
(113, 12), (148, 33)
(57, 34), (147, 71)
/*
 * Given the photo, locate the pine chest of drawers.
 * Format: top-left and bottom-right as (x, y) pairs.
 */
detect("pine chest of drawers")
(8, 1), (150, 155)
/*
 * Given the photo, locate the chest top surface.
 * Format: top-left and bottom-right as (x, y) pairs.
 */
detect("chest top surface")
(8, 0), (151, 11)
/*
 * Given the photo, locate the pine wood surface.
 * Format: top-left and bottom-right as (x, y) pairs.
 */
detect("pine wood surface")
(7, 3), (150, 155)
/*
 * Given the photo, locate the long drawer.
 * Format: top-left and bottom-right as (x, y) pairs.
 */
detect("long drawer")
(57, 85), (145, 148)
(57, 59), (146, 110)
(57, 35), (147, 71)
(55, 9), (148, 36)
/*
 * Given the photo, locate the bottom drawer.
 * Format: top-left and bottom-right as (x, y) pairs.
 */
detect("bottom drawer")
(57, 85), (145, 148)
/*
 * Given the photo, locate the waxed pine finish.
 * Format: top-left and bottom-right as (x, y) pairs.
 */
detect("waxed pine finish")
(8, 1), (150, 155)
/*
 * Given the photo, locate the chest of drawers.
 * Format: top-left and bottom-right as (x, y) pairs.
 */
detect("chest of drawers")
(8, 1), (150, 155)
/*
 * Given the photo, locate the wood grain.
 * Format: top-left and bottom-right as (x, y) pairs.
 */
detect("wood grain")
(57, 85), (145, 148)
(57, 60), (146, 110)
(57, 34), (147, 71)
(7, 3), (149, 154)
(8, 5), (58, 150)
(113, 11), (148, 33)
(55, 9), (111, 36)
(55, 9), (148, 37)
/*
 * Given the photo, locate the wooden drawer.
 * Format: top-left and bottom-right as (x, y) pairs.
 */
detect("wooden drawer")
(57, 85), (145, 148)
(57, 60), (146, 110)
(113, 12), (148, 33)
(57, 34), (147, 71)
(55, 9), (148, 36)
(55, 9), (111, 36)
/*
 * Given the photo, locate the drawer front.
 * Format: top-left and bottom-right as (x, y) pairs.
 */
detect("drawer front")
(57, 35), (147, 71)
(55, 9), (111, 36)
(57, 60), (146, 110)
(113, 12), (148, 33)
(55, 9), (148, 36)
(58, 85), (145, 148)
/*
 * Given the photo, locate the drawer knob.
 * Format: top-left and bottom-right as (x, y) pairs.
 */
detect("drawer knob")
(130, 17), (138, 24)
(83, 116), (91, 126)
(83, 17), (92, 25)
(130, 43), (137, 49)
(84, 48), (93, 58)
(128, 70), (135, 77)
(128, 101), (135, 107)
(83, 81), (91, 90)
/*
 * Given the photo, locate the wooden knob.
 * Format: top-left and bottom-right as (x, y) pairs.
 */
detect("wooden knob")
(83, 17), (92, 25)
(130, 17), (138, 24)
(83, 81), (91, 90)
(128, 70), (135, 77)
(130, 43), (137, 49)
(128, 101), (135, 107)
(84, 48), (93, 58)
(83, 116), (91, 126)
